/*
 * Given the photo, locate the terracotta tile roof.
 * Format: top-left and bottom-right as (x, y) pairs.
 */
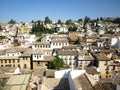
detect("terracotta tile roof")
(6, 46), (28, 53)
(100, 34), (116, 38)
(32, 42), (50, 45)
(0, 50), (5, 55)
(45, 69), (55, 77)
(43, 49), (53, 52)
(95, 54), (110, 61)
(58, 50), (78, 55)
(78, 50), (88, 55)
(6, 48), (16, 53)
(32, 49), (43, 54)
(85, 66), (100, 74)
(41, 77), (70, 90)
(84, 55), (94, 61)
(74, 74), (93, 90)
(86, 35), (100, 39)
(0, 56), (19, 59)
(62, 45), (77, 49)
(51, 39), (68, 43)
(44, 56), (55, 61)
(20, 48), (33, 57)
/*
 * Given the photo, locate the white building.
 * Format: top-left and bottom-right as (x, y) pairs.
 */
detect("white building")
(32, 39), (69, 50)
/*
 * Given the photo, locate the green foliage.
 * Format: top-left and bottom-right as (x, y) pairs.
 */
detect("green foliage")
(0, 25), (2, 31)
(113, 17), (120, 24)
(68, 26), (77, 32)
(78, 18), (83, 23)
(106, 30), (115, 34)
(8, 19), (16, 24)
(36, 37), (42, 42)
(57, 19), (62, 24)
(30, 20), (54, 36)
(95, 28), (99, 34)
(0, 36), (6, 39)
(47, 57), (64, 70)
(67, 37), (72, 44)
(0, 78), (11, 90)
(83, 16), (90, 29)
(66, 19), (72, 25)
(75, 39), (80, 44)
(44, 16), (52, 24)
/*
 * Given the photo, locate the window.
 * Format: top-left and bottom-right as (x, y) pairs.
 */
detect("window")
(49, 45), (50, 48)
(9, 60), (11, 63)
(12, 54), (14, 56)
(18, 64), (20, 67)
(24, 64), (27, 68)
(13, 65), (15, 67)
(37, 55), (39, 59)
(1, 60), (3, 63)
(106, 75), (108, 78)
(80, 61), (82, 64)
(109, 75), (112, 78)
(5, 60), (7, 63)
(1, 65), (3, 67)
(104, 61), (108, 65)
(18, 60), (20, 63)
(13, 60), (15, 63)
(40, 45), (42, 48)
(59, 43), (61, 45)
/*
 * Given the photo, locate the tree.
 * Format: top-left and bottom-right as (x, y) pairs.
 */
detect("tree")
(66, 19), (72, 25)
(44, 16), (52, 24)
(47, 57), (64, 70)
(83, 16), (90, 29)
(75, 39), (80, 44)
(0, 78), (11, 90)
(8, 19), (16, 24)
(0, 25), (2, 31)
(67, 37), (72, 44)
(68, 26), (77, 32)
(100, 17), (103, 21)
(78, 18), (83, 23)
(57, 19), (62, 24)
(95, 28), (99, 34)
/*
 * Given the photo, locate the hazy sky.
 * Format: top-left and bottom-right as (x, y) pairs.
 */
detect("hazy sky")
(0, 0), (120, 22)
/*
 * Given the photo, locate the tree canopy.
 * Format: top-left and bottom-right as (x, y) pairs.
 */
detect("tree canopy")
(0, 78), (10, 90)
(47, 57), (64, 70)
(44, 16), (52, 24)
(8, 19), (16, 24)
(57, 19), (62, 24)
(30, 20), (55, 36)
(68, 26), (77, 32)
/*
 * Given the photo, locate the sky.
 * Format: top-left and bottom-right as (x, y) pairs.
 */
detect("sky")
(0, 0), (120, 23)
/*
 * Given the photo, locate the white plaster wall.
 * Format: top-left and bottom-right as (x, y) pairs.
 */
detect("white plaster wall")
(111, 38), (117, 46)
(32, 54), (44, 60)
